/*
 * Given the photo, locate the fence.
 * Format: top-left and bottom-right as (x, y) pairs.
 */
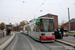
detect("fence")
(0, 32), (6, 38)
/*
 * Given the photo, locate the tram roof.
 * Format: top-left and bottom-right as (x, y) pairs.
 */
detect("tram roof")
(38, 17), (54, 19)
(24, 24), (29, 27)
(26, 17), (54, 25)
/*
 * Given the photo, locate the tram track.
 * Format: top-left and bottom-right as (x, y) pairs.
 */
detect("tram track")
(42, 41), (75, 50)
(19, 33), (75, 50)
(18, 33), (34, 50)
(22, 33), (71, 50)
(5, 33), (33, 50)
(23, 34), (51, 50)
(41, 43), (51, 50)
(23, 34), (50, 50)
(23, 35), (35, 50)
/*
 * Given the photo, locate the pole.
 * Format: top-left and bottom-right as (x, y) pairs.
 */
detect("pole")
(68, 8), (70, 31)
(8, 18), (10, 24)
(34, 14), (35, 20)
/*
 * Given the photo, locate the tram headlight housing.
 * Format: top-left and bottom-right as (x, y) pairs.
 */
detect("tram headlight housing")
(52, 33), (54, 35)
(41, 33), (45, 36)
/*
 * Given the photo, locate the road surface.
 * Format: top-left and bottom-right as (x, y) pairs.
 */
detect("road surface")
(5, 32), (75, 50)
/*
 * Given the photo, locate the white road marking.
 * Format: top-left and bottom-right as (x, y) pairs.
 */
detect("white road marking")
(55, 42), (75, 50)
(24, 35), (35, 50)
(11, 35), (18, 50)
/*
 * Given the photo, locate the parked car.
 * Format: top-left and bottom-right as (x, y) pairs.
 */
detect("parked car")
(20, 30), (23, 33)
(58, 29), (68, 37)
(63, 29), (68, 36)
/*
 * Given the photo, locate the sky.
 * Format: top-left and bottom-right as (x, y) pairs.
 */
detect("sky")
(0, 0), (75, 25)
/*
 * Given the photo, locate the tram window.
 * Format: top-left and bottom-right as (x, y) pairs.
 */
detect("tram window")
(33, 26), (35, 31)
(40, 19), (54, 32)
(24, 28), (25, 29)
(28, 26), (31, 31)
(30, 24), (36, 31)
(40, 22), (44, 31)
(25, 27), (27, 32)
(49, 23), (54, 31)
(25, 27), (27, 30)
(36, 24), (40, 32)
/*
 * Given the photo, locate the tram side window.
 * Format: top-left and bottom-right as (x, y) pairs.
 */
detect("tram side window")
(30, 25), (33, 31)
(36, 24), (40, 32)
(40, 22), (44, 31)
(30, 24), (36, 31)
(32, 24), (36, 31)
(24, 28), (26, 31)
(33, 26), (35, 31)
(25, 27), (27, 32)
(28, 26), (31, 31)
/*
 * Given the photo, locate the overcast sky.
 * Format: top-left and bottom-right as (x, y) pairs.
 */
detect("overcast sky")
(0, 0), (75, 25)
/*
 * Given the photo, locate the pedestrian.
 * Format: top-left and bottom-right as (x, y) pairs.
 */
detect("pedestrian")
(60, 26), (64, 39)
(7, 28), (11, 35)
(54, 28), (57, 39)
(54, 28), (60, 39)
(7, 28), (9, 35)
(8, 28), (11, 35)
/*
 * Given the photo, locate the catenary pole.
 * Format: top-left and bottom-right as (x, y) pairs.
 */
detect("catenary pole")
(68, 8), (70, 31)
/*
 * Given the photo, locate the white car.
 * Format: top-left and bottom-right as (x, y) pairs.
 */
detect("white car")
(63, 29), (68, 36)
(20, 30), (23, 33)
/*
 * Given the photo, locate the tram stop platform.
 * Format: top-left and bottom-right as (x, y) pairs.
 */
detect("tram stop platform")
(0, 33), (15, 50)
(0, 35), (12, 45)
(55, 36), (75, 47)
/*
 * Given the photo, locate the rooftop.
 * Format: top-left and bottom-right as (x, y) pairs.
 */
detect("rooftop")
(38, 13), (58, 18)
(46, 13), (58, 16)
(66, 18), (75, 23)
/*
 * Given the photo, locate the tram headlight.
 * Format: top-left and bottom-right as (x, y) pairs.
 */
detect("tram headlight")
(41, 33), (45, 36)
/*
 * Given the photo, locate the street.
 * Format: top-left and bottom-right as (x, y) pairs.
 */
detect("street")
(5, 32), (75, 50)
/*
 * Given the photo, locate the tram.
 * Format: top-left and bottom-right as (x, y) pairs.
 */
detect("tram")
(23, 17), (55, 42)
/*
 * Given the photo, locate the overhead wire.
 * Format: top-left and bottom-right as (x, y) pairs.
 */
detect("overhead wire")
(59, 0), (65, 5)
(2, 0), (66, 19)
(19, 1), (25, 17)
(28, 0), (66, 18)
(59, 0), (66, 12)
(28, 0), (46, 17)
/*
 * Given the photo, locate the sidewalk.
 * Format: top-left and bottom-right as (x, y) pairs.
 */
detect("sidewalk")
(61, 36), (75, 44)
(0, 33), (15, 50)
(0, 35), (12, 45)
(55, 36), (75, 47)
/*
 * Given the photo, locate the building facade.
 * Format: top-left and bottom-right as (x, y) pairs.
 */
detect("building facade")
(65, 18), (75, 31)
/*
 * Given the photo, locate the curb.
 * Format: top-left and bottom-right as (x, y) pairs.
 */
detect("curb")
(55, 39), (75, 48)
(0, 33), (15, 50)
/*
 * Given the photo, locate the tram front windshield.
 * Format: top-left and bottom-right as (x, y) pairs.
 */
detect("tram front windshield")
(40, 19), (54, 32)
